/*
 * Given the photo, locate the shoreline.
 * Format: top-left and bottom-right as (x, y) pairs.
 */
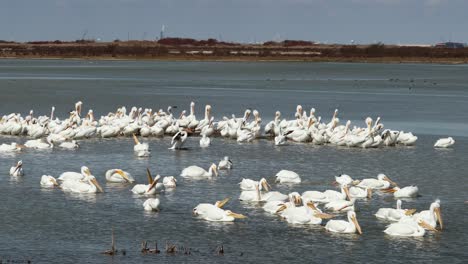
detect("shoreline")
(1, 41), (467, 64)
(1, 55), (468, 64)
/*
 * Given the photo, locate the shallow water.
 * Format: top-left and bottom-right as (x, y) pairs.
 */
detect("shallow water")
(0, 59), (467, 263)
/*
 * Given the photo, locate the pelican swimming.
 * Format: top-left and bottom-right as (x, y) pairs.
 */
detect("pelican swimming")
(131, 169), (163, 195)
(384, 217), (434, 237)
(325, 211), (362, 234)
(412, 200), (443, 230)
(239, 185), (287, 202)
(218, 156), (233, 170)
(40, 175), (59, 187)
(382, 186), (419, 198)
(275, 170), (301, 184)
(133, 134), (150, 157)
(197, 208), (247, 222)
(193, 198), (230, 217)
(9, 160), (24, 176)
(58, 166), (91, 182)
(239, 178), (270, 191)
(348, 186), (372, 199)
(324, 198), (356, 212)
(169, 130), (188, 150)
(59, 140), (79, 149)
(105, 169), (135, 183)
(434, 137), (455, 148)
(0, 142), (23, 152)
(375, 200), (416, 222)
(162, 176), (177, 188)
(180, 163), (218, 178)
(334, 174), (358, 186)
(278, 198), (334, 225)
(199, 134), (210, 148)
(143, 198), (160, 211)
(356, 174), (397, 190)
(61, 174), (104, 193)
(302, 185), (350, 204)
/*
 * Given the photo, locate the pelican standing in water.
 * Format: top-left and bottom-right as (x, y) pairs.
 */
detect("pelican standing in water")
(105, 169), (135, 183)
(218, 156), (233, 170)
(133, 134), (150, 157)
(325, 211), (362, 234)
(169, 130), (188, 150)
(9, 160), (24, 176)
(180, 163), (218, 178)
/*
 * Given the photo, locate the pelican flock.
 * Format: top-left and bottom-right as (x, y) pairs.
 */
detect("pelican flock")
(0, 100), (450, 241)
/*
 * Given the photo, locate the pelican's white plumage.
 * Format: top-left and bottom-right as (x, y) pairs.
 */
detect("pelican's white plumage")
(275, 170), (301, 184)
(143, 198), (160, 211)
(375, 200), (415, 222)
(218, 156), (233, 170)
(105, 169), (135, 183)
(384, 217), (428, 237)
(162, 176), (177, 188)
(40, 175), (59, 187)
(434, 137), (455, 148)
(9, 160), (24, 176)
(58, 166), (91, 181)
(180, 164), (218, 178)
(61, 175), (104, 193)
(239, 178), (270, 191)
(383, 186), (419, 198)
(325, 211), (362, 234)
(356, 174), (396, 190)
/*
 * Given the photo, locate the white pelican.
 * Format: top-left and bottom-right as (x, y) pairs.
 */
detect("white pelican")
(239, 185), (287, 202)
(143, 198), (160, 211)
(169, 130), (188, 150)
(375, 200), (416, 222)
(200, 208), (247, 222)
(193, 198), (230, 217)
(9, 160), (24, 176)
(180, 163), (218, 178)
(356, 174), (397, 190)
(59, 140), (79, 149)
(239, 178), (270, 191)
(434, 137), (455, 148)
(348, 186), (372, 199)
(40, 175), (59, 187)
(162, 176), (177, 188)
(302, 185), (350, 204)
(61, 174), (104, 193)
(324, 198), (356, 212)
(412, 200), (443, 230)
(131, 169), (163, 195)
(334, 174), (358, 186)
(105, 169), (135, 183)
(58, 166), (91, 181)
(325, 211), (362, 235)
(24, 139), (53, 149)
(218, 156), (233, 170)
(275, 170), (301, 184)
(0, 142), (23, 152)
(382, 186), (419, 198)
(384, 217), (435, 237)
(199, 134), (210, 148)
(133, 134), (150, 157)
(397, 131), (418, 146)
(278, 198), (334, 225)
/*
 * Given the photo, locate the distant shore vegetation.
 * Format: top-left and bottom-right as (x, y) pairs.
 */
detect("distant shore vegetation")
(0, 37), (467, 63)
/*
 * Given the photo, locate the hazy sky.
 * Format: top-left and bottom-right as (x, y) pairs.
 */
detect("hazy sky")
(1, 0), (466, 44)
